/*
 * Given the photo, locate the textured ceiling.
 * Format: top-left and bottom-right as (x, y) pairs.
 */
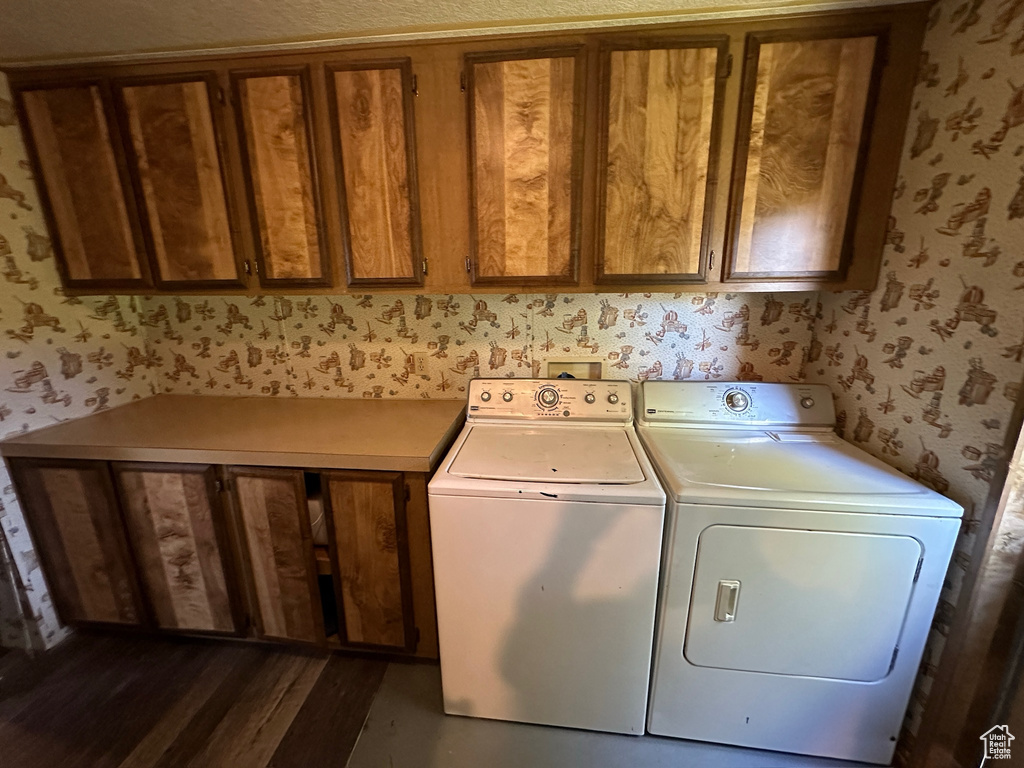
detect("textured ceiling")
(0, 0), (903, 64)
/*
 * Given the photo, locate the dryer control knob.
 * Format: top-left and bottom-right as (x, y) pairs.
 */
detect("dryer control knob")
(584, 393), (596, 404)
(480, 391), (491, 402)
(607, 393), (619, 404)
(502, 391), (514, 402)
(800, 396), (815, 409)
(725, 391), (749, 411)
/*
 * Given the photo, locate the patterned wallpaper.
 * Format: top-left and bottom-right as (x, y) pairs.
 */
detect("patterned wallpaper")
(0, 74), (153, 649)
(804, 0), (1024, 745)
(138, 291), (816, 399)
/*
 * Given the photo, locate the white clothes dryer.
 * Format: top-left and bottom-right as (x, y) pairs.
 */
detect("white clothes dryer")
(429, 378), (666, 735)
(637, 381), (962, 765)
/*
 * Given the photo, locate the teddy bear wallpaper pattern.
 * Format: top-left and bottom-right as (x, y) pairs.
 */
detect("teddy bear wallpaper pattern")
(136, 291), (818, 400)
(806, 0), (1024, 741)
(0, 74), (154, 649)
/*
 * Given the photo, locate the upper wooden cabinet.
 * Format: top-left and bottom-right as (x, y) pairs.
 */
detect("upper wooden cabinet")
(5, 3), (925, 295)
(8, 458), (145, 627)
(724, 29), (884, 283)
(232, 68), (331, 288)
(12, 82), (151, 289)
(596, 39), (727, 284)
(327, 60), (423, 287)
(115, 74), (245, 289)
(465, 48), (584, 285)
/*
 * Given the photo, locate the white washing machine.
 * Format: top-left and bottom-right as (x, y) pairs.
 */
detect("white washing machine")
(638, 381), (962, 765)
(428, 378), (666, 735)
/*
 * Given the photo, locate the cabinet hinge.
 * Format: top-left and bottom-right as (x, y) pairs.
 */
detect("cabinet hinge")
(913, 557), (923, 584)
(888, 646), (899, 673)
(725, 54), (733, 78)
(465, 256), (472, 273)
(460, 71), (467, 93)
(422, 258), (428, 276)
(411, 74), (419, 97)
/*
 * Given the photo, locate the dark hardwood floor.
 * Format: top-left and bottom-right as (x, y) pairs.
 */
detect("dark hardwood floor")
(0, 633), (387, 768)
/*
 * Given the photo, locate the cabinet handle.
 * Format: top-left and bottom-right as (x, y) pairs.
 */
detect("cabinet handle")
(714, 579), (740, 622)
(709, 250), (716, 271)
(411, 74), (419, 97)
(465, 257), (472, 273)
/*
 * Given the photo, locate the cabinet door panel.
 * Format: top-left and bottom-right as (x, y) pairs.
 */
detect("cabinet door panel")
(467, 49), (583, 284)
(229, 467), (324, 644)
(597, 40), (726, 283)
(7, 459), (143, 626)
(324, 471), (413, 650)
(328, 61), (422, 286)
(15, 84), (149, 287)
(114, 463), (239, 633)
(726, 32), (881, 281)
(117, 76), (242, 287)
(233, 70), (330, 286)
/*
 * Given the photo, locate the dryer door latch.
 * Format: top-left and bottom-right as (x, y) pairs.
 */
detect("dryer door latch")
(714, 580), (741, 622)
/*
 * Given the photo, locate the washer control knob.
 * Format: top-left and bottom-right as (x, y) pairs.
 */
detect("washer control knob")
(800, 396), (815, 409)
(584, 393), (596, 404)
(502, 391), (514, 402)
(725, 391), (749, 412)
(607, 393), (619, 405)
(480, 391), (491, 402)
(539, 388), (559, 407)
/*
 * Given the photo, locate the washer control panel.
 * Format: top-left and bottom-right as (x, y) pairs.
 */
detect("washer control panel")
(467, 379), (632, 421)
(639, 381), (835, 427)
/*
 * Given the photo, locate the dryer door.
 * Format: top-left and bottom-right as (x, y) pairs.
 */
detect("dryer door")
(684, 525), (922, 682)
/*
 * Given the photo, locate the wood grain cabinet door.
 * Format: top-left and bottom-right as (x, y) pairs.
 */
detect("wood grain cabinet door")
(113, 463), (241, 634)
(231, 68), (331, 288)
(466, 47), (585, 285)
(227, 467), (325, 644)
(6, 458), (144, 627)
(323, 471), (414, 651)
(724, 29), (884, 283)
(11, 82), (151, 290)
(596, 39), (728, 284)
(115, 74), (245, 289)
(327, 60), (423, 287)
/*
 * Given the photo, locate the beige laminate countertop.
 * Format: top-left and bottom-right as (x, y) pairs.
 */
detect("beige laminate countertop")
(0, 395), (466, 473)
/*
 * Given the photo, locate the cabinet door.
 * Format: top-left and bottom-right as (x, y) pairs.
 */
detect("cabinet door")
(724, 30), (882, 282)
(596, 39), (727, 284)
(231, 68), (331, 287)
(466, 47), (584, 285)
(12, 82), (150, 289)
(228, 467), (324, 644)
(323, 471), (414, 651)
(7, 458), (144, 627)
(113, 463), (241, 634)
(327, 60), (423, 287)
(115, 74), (244, 289)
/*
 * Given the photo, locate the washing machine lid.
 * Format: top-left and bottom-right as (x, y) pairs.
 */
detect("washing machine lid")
(639, 427), (962, 516)
(448, 426), (646, 484)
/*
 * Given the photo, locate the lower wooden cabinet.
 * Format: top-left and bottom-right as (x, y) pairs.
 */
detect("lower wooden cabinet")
(323, 471), (415, 651)
(7, 456), (434, 657)
(228, 467), (325, 644)
(113, 463), (242, 634)
(8, 458), (144, 627)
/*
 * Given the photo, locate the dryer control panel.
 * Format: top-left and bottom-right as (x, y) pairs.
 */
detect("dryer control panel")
(639, 381), (835, 427)
(467, 378), (632, 422)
